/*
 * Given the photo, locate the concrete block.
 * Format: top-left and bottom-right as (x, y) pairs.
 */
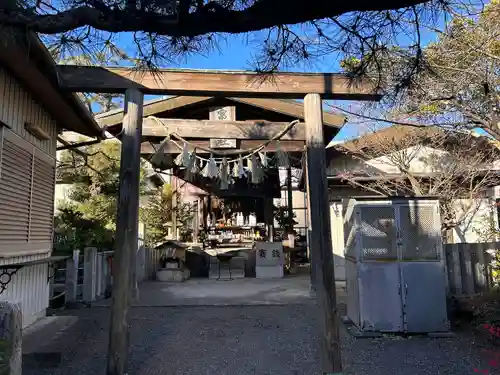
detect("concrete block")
(256, 265), (283, 279)
(96, 254), (103, 297)
(255, 242), (284, 267)
(156, 268), (188, 282)
(0, 301), (22, 375)
(65, 258), (78, 302)
(101, 255), (108, 297)
(209, 257), (245, 279)
(83, 247), (97, 302)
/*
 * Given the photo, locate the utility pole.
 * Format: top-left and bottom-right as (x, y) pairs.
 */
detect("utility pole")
(107, 88), (143, 375)
(304, 93), (342, 374)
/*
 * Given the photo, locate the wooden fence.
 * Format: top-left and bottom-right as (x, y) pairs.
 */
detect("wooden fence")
(145, 247), (162, 280)
(444, 242), (498, 296)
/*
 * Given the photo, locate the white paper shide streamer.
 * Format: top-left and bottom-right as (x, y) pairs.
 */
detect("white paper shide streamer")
(275, 141), (290, 168)
(249, 154), (264, 184)
(202, 154), (218, 179)
(174, 142), (191, 167)
(259, 152), (269, 168)
(164, 116), (298, 186)
(219, 157), (230, 190)
(232, 155), (246, 179)
(149, 116), (300, 184)
(184, 150), (198, 181)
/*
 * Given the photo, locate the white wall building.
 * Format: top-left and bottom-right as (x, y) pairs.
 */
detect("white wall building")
(0, 32), (102, 327)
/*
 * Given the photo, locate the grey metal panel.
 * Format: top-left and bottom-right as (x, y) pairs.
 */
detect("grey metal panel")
(359, 206), (398, 261)
(345, 258), (360, 326)
(342, 199), (357, 259)
(358, 262), (403, 332)
(398, 203), (441, 261)
(401, 262), (448, 333)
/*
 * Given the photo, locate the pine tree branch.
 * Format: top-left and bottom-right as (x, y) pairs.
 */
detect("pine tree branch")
(1, 0), (433, 36)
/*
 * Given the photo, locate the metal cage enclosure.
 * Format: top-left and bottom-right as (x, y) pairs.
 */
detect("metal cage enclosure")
(343, 197), (449, 333)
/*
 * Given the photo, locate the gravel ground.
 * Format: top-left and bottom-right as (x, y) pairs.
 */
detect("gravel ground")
(23, 304), (489, 375)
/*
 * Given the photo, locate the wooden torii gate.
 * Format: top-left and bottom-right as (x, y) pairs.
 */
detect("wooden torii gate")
(55, 65), (380, 375)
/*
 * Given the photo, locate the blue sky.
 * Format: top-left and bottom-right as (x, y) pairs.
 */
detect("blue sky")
(95, 16), (445, 141)
(134, 30), (440, 141)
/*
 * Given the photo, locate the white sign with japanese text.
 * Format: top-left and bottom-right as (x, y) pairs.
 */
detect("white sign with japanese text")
(254, 242), (284, 278)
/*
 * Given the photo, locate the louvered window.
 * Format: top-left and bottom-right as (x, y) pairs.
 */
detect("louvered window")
(0, 128), (55, 252)
(30, 151), (56, 242)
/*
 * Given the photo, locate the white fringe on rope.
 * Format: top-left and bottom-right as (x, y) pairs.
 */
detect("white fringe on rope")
(219, 157), (230, 190)
(259, 152), (269, 168)
(228, 162), (235, 185)
(232, 155), (246, 179)
(174, 142), (191, 167)
(184, 150), (198, 181)
(202, 154), (218, 179)
(275, 141), (290, 168)
(247, 155), (254, 183)
(250, 154), (265, 184)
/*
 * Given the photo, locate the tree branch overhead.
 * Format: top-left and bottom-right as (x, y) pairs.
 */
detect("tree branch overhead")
(0, 0), (457, 73)
(2, 0), (432, 36)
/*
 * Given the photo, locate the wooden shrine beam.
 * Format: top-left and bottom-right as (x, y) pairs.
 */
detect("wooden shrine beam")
(141, 140), (305, 154)
(141, 118), (307, 140)
(95, 96), (346, 129)
(108, 89), (143, 375)
(304, 93), (342, 373)
(56, 65), (380, 100)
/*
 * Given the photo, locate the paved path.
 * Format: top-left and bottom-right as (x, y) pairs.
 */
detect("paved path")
(94, 276), (323, 307)
(22, 277), (491, 375)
